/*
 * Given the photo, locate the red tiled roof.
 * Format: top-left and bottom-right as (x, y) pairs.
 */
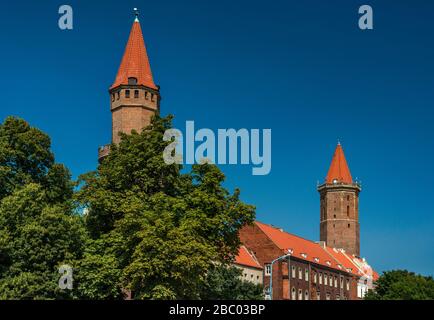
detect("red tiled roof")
(254, 221), (378, 279)
(255, 221), (342, 271)
(235, 245), (263, 269)
(325, 143), (353, 184)
(322, 246), (364, 277)
(111, 20), (157, 90)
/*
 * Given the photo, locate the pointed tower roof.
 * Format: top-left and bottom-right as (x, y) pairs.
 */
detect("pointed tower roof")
(325, 143), (353, 184)
(110, 16), (157, 90)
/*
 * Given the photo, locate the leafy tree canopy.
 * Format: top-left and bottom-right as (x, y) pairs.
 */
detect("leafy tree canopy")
(365, 270), (434, 300)
(75, 115), (256, 299)
(0, 117), (86, 299)
(200, 264), (263, 300)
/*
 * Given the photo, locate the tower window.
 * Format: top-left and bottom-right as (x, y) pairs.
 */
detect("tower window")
(125, 90), (130, 98)
(134, 90), (139, 98)
(347, 195), (350, 201)
(128, 77), (138, 85)
(265, 264), (271, 276)
(117, 92), (120, 100)
(348, 223), (350, 228)
(347, 206), (350, 216)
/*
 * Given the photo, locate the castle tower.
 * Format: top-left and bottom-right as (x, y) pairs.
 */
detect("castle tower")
(99, 11), (160, 161)
(317, 143), (361, 256)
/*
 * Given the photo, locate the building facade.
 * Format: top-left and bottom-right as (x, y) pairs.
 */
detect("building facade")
(318, 143), (361, 256)
(237, 144), (377, 300)
(99, 13), (160, 162)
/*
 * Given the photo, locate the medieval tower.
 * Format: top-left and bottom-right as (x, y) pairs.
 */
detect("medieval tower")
(99, 11), (160, 162)
(317, 143), (361, 256)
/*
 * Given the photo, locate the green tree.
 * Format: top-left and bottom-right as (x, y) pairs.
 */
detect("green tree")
(200, 264), (263, 300)
(0, 117), (86, 299)
(365, 270), (434, 300)
(75, 115), (256, 299)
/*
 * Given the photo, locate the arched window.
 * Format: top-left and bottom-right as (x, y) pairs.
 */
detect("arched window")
(347, 205), (350, 216)
(298, 267), (302, 280)
(324, 274), (328, 286)
(291, 287), (296, 300)
(319, 273), (323, 285)
(329, 275), (333, 286)
(313, 272), (317, 284)
(305, 269), (309, 281)
(298, 289), (303, 300)
(305, 290), (309, 300)
(316, 291), (321, 300)
(291, 266), (296, 278)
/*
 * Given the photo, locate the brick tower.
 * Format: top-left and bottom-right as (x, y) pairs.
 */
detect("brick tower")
(317, 143), (361, 256)
(99, 11), (160, 161)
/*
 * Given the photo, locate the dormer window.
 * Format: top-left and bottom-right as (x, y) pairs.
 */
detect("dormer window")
(128, 77), (138, 85)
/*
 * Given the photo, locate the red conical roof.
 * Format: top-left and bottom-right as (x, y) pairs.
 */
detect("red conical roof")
(111, 19), (157, 90)
(325, 143), (353, 184)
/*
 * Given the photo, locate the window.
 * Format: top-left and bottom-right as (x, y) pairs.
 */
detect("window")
(319, 273), (323, 285)
(316, 291), (321, 300)
(347, 195), (350, 201)
(326, 293), (331, 300)
(298, 289), (303, 300)
(291, 287), (296, 300)
(134, 90), (139, 98)
(334, 276), (338, 288)
(265, 264), (271, 276)
(291, 266), (296, 278)
(313, 273), (317, 284)
(340, 276), (344, 289)
(117, 92), (120, 100)
(305, 269), (309, 281)
(329, 275), (333, 286)
(305, 290), (309, 300)
(298, 267), (302, 280)
(128, 77), (137, 85)
(324, 274), (328, 286)
(336, 295), (340, 300)
(125, 90), (130, 98)
(346, 279), (350, 291)
(348, 223), (351, 228)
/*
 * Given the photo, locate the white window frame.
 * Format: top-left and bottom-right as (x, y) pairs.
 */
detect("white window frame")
(265, 264), (271, 276)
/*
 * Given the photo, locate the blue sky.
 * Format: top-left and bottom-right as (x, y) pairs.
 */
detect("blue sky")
(0, 0), (433, 276)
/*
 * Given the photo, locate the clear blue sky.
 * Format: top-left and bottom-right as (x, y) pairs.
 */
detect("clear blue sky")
(1, 0), (433, 276)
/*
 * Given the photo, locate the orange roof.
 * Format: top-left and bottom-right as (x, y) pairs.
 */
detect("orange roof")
(235, 245), (263, 269)
(325, 143), (353, 184)
(322, 246), (364, 277)
(255, 221), (342, 270)
(111, 19), (157, 90)
(254, 221), (378, 279)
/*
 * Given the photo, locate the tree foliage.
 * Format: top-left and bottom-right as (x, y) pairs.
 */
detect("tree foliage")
(365, 270), (434, 300)
(0, 117), (86, 299)
(200, 265), (263, 300)
(75, 115), (256, 299)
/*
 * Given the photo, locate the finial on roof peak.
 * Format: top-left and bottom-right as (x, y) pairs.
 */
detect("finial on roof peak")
(133, 8), (140, 22)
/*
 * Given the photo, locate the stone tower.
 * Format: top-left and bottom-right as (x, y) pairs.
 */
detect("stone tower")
(317, 143), (361, 256)
(99, 12), (160, 161)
